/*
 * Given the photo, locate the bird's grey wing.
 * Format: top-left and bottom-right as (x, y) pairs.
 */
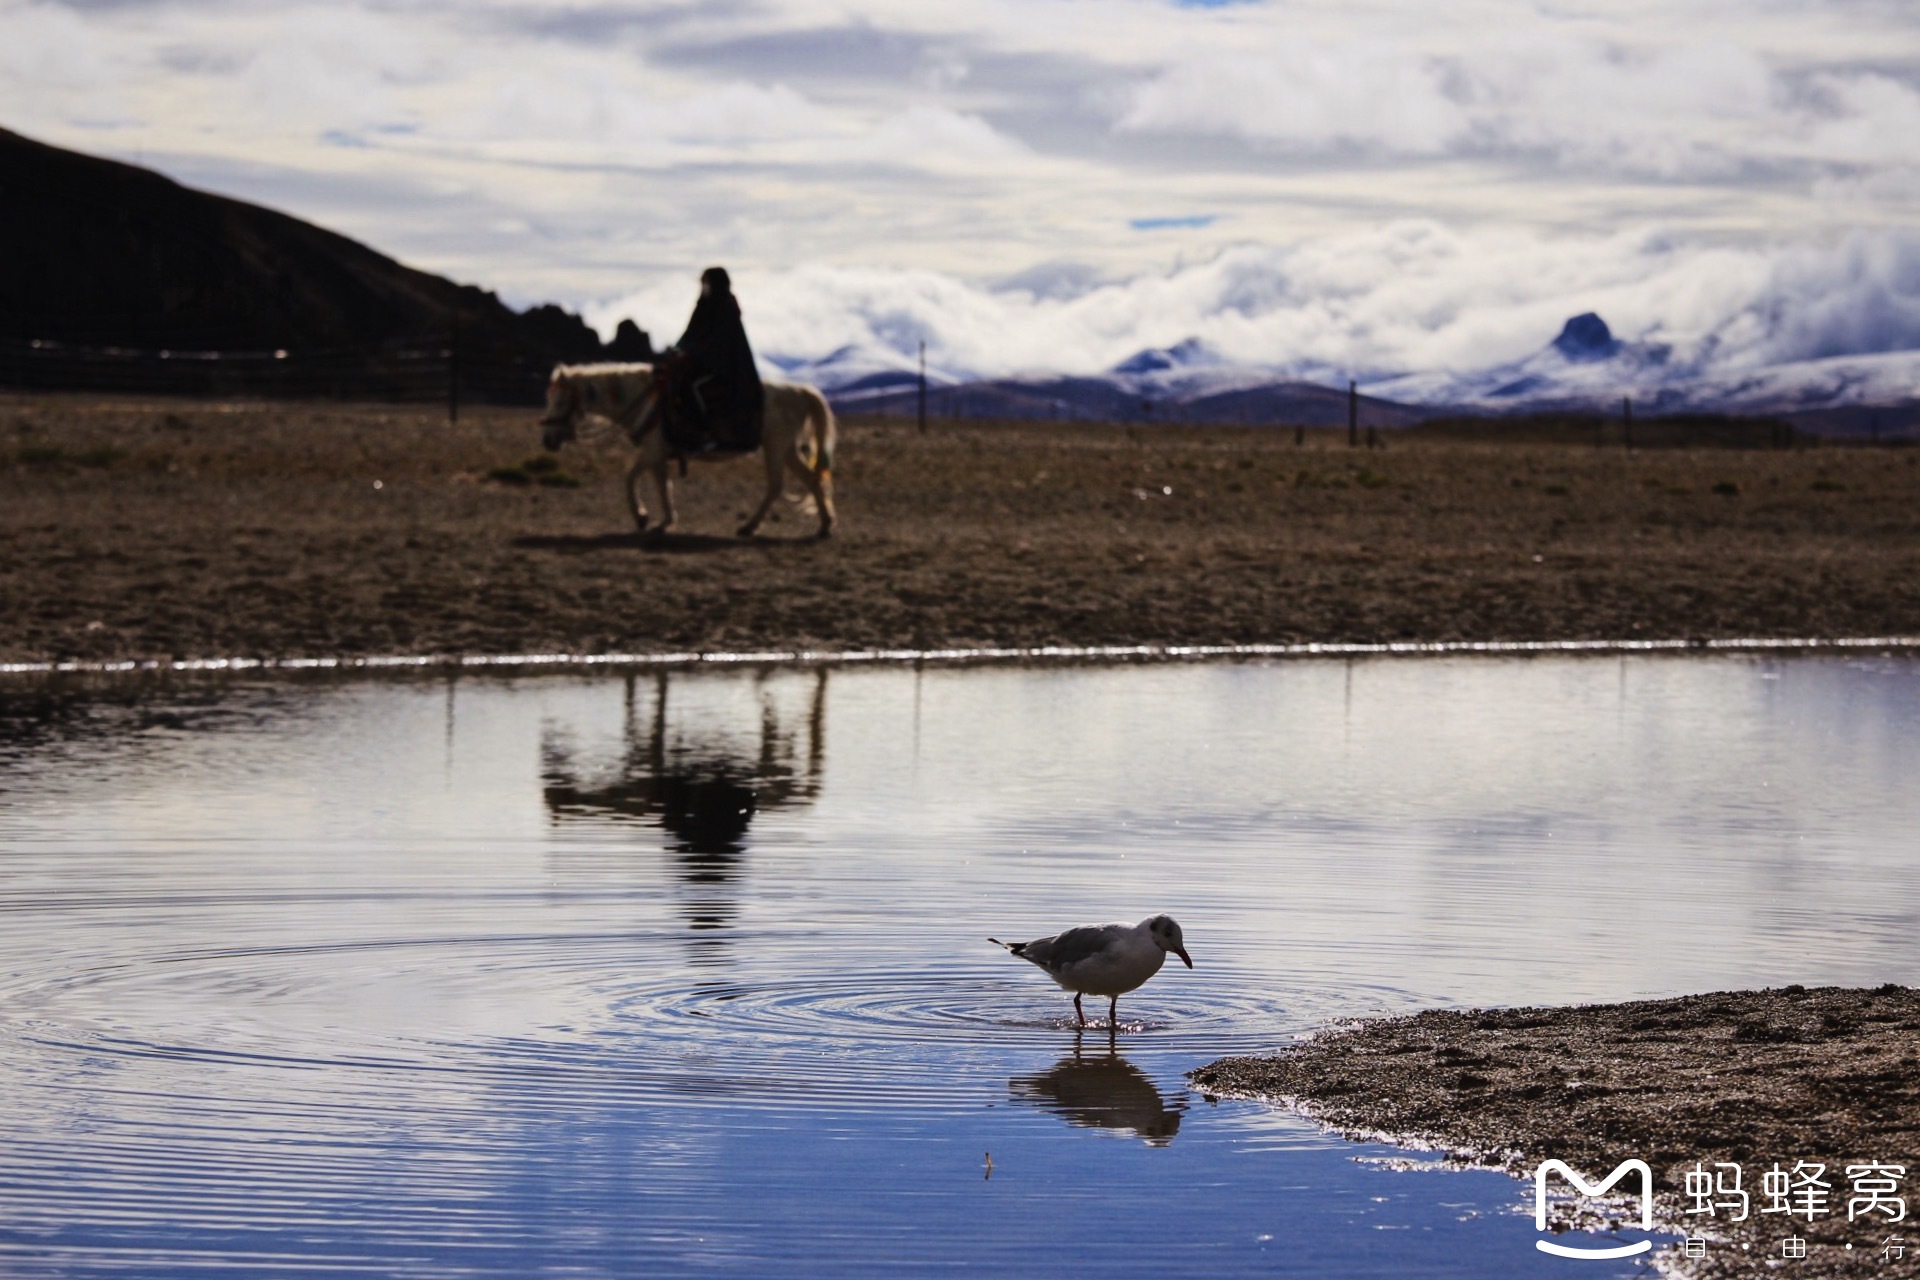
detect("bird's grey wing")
(1034, 924), (1124, 970)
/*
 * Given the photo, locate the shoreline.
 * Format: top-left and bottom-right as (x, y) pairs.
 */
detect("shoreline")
(1192, 986), (1920, 1279)
(5, 632), (1920, 680)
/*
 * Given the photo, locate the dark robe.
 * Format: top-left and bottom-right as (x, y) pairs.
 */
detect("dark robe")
(664, 285), (763, 453)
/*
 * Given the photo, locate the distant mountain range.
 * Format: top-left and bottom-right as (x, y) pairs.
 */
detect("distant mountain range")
(787, 337), (1426, 428)
(785, 311), (1920, 435)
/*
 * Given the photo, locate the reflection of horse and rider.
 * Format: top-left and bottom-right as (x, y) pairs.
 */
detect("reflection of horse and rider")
(541, 670), (826, 854)
(541, 670), (827, 938)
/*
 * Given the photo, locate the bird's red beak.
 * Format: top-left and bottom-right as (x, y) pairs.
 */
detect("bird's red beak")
(1175, 946), (1193, 969)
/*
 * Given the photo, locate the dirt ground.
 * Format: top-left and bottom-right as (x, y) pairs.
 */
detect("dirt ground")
(1194, 986), (1920, 1279)
(3, 394), (1920, 664)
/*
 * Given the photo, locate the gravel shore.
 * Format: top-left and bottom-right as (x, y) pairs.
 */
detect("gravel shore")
(1193, 986), (1920, 1279)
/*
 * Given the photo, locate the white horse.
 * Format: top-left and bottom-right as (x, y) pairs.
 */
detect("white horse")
(539, 362), (836, 539)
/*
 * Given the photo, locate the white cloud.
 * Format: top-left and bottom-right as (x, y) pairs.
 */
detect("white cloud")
(1118, 41), (1468, 154)
(0, 1), (133, 126)
(1802, 72), (1920, 168)
(1116, 30), (1794, 178)
(844, 103), (1028, 166)
(588, 224), (1920, 394)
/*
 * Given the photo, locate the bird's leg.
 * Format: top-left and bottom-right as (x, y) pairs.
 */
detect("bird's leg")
(1074, 993), (1086, 1027)
(1109, 995), (1119, 1029)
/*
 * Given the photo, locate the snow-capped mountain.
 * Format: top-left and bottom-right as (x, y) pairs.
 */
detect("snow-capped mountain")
(774, 313), (1920, 432)
(764, 342), (958, 400)
(1370, 311), (1920, 418)
(1368, 313), (1681, 407)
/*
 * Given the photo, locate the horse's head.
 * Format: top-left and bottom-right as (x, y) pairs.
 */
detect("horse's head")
(540, 373), (580, 451)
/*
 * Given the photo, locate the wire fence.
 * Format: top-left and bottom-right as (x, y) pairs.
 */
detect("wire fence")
(0, 334), (552, 411)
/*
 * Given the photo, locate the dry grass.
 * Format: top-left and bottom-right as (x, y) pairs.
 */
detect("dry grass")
(3, 395), (1919, 663)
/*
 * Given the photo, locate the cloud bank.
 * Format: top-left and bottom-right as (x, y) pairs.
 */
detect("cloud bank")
(588, 224), (1920, 402)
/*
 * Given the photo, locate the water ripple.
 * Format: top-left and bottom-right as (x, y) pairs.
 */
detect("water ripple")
(3, 927), (1387, 1114)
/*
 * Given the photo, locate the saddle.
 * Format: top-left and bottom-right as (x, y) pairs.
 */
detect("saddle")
(654, 352), (763, 457)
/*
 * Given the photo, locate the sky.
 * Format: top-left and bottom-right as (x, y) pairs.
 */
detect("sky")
(8, 0), (1920, 384)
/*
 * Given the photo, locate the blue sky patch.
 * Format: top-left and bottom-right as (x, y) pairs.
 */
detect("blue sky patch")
(1130, 215), (1219, 230)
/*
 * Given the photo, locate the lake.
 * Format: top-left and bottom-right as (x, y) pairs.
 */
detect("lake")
(2, 652), (1917, 1277)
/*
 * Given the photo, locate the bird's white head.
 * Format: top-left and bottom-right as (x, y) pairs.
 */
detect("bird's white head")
(1145, 915), (1192, 968)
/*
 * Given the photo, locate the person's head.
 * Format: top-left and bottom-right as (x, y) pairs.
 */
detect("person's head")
(700, 266), (732, 297)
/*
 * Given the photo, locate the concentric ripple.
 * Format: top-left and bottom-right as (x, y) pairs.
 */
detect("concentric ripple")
(4, 922), (1401, 1113)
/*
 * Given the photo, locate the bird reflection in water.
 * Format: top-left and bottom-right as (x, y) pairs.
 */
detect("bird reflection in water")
(1009, 1036), (1187, 1147)
(541, 669), (826, 939)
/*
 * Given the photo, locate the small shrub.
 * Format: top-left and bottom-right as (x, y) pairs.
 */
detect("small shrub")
(1543, 483), (1570, 496)
(523, 453), (561, 475)
(1712, 481), (1740, 496)
(487, 465), (532, 486)
(1810, 478), (1846, 492)
(16, 444), (66, 466)
(1354, 469), (1391, 490)
(536, 471), (582, 489)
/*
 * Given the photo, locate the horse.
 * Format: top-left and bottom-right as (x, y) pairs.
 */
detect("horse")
(539, 362), (836, 539)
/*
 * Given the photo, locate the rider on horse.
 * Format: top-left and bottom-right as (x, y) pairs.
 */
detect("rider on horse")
(657, 266), (765, 455)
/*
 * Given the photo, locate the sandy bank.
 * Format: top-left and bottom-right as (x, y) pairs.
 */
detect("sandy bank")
(1193, 986), (1920, 1278)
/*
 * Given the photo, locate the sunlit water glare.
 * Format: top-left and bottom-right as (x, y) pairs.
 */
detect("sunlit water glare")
(1, 654), (1917, 1277)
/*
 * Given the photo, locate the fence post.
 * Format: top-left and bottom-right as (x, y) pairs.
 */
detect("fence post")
(447, 315), (459, 425)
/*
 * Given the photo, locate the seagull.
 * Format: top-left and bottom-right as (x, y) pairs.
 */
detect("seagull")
(990, 914), (1193, 1028)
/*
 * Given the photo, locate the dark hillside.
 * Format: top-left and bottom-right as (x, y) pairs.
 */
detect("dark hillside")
(0, 127), (644, 399)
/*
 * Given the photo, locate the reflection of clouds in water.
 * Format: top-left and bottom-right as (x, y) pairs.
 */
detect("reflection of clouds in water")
(540, 670), (826, 937)
(1010, 1041), (1186, 1147)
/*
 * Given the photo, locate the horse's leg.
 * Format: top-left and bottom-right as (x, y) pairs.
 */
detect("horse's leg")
(779, 437), (833, 537)
(787, 446), (834, 539)
(739, 446), (783, 538)
(814, 459), (836, 538)
(653, 457), (676, 533)
(625, 454), (650, 532)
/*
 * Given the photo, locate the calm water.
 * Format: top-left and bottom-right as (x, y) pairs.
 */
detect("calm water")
(1, 654), (1917, 1277)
